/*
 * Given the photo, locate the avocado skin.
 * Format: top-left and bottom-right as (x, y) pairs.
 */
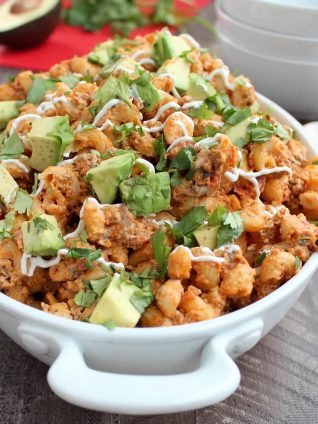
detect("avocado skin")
(0, 1), (61, 50)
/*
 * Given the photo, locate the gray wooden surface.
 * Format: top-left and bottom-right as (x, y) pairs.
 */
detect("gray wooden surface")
(1, 4), (318, 423)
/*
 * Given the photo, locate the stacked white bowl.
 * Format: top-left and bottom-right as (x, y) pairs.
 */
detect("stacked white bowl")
(214, 0), (318, 121)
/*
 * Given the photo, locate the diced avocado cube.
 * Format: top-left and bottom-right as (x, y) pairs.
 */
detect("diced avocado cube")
(100, 56), (140, 78)
(22, 213), (65, 257)
(28, 116), (74, 171)
(154, 30), (191, 65)
(188, 73), (217, 100)
(194, 225), (219, 250)
(119, 172), (171, 215)
(0, 164), (18, 204)
(223, 117), (253, 146)
(0, 100), (24, 130)
(158, 58), (191, 93)
(86, 153), (135, 204)
(89, 274), (141, 328)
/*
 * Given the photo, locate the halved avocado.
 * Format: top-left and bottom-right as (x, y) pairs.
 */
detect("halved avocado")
(0, 0), (61, 49)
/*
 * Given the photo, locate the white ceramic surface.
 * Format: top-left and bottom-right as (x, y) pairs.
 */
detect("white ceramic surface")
(215, 32), (318, 121)
(215, 1), (318, 62)
(0, 94), (317, 414)
(221, 0), (318, 37)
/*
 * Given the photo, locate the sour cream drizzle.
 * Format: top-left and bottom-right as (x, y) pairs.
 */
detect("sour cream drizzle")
(134, 158), (155, 174)
(10, 114), (40, 136)
(172, 245), (225, 264)
(194, 133), (224, 151)
(1, 159), (29, 173)
(93, 99), (124, 127)
(157, 72), (181, 99)
(180, 33), (201, 49)
(206, 67), (236, 91)
(145, 102), (180, 123)
(182, 101), (203, 109)
(138, 58), (156, 66)
(36, 93), (69, 114)
(131, 50), (152, 61)
(225, 166), (293, 198)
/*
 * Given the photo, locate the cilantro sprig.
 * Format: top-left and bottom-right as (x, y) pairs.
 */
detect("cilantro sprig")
(173, 206), (207, 246)
(0, 212), (15, 241)
(208, 206), (243, 248)
(13, 190), (33, 216)
(247, 118), (274, 144)
(65, 248), (102, 270)
(169, 148), (196, 181)
(0, 132), (24, 160)
(151, 229), (171, 279)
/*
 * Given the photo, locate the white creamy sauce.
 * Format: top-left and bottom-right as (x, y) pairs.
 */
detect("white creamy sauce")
(138, 58), (156, 66)
(97, 119), (114, 132)
(157, 72), (181, 99)
(21, 249), (69, 277)
(140, 123), (164, 133)
(216, 244), (241, 254)
(151, 219), (178, 227)
(172, 111), (195, 129)
(166, 135), (193, 152)
(134, 158), (155, 174)
(131, 84), (141, 100)
(225, 166), (293, 198)
(180, 33), (201, 49)
(145, 102), (180, 123)
(131, 50), (152, 61)
(2, 159), (29, 173)
(115, 66), (135, 75)
(31, 177), (45, 197)
(206, 67), (236, 91)
(182, 101), (204, 110)
(173, 245), (225, 264)
(10, 114), (40, 136)
(57, 157), (77, 167)
(63, 220), (85, 240)
(194, 133), (223, 151)
(36, 93), (69, 114)
(93, 99), (124, 127)
(4, 186), (18, 205)
(96, 257), (124, 270)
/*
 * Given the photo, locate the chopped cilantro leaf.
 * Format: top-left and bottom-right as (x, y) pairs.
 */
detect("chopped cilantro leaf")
(208, 206), (243, 247)
(151, 229), (171, 279)
(13, 190), (33, 216)
(90, 276), (112, 297)
(170, 170), (182, 187)
(59, 73), (79, 89)
(101, 320), (116, 330)
(255, 251), (267, 266)
(74, 289), (97, 307)
(179, 49), (195, 63)
(33, 216), (54, 233)
(187, 103), (213, 119)
(27, 77), (57, 104)
(0, 132), (24, 160)
(225, 107), (251, 126)
(65, 248), (102, 270)
(173, 207), (207, 245)
(0, 212), (15, 241)
(294, 256), (302, 271)
(154, 135), (167, 171)
(113, 122), (144, 141)
(247, 118), (274, 143)
(169, 148), (196, 180)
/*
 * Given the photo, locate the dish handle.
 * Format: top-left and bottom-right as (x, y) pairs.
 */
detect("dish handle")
(43, 319), (263, 414)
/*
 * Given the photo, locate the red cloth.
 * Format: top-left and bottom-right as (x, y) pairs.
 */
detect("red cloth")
(0, 0), (211, 70)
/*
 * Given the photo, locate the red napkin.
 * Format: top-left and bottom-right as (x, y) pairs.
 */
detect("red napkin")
(0, 0), (211, 70)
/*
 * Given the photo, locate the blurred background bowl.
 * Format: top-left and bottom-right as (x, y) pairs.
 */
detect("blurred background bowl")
(214, 31), (318, 121)
(215, 1), (318, 62)
(221, 0), (318, 38)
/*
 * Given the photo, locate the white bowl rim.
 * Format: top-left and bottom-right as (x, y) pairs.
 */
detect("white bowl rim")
(216, 30), (318, 66)
(224, 0), (318, 11)
(216, 0), (318, 43)
(1, 93), (317, 342)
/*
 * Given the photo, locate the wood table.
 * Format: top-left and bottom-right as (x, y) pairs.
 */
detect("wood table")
(0, 4), (318, 423)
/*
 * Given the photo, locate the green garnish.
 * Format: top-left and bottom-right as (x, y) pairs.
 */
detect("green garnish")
(255, 251), (267, 266)
(208, 206), (243, 248)
(294, 256), (302, 271)
(74, 289), (97, 308)
(59, 73), (79, 89)
(13, 190), (33, 216)
(113, 122), (144, 141)
(0, 132), (24, 160)
(247, 118), (274, 143)
(151, 229), (171, 279)
(27, 77), (57, 104)
(154, 135), (167, 172)
(33, 216), (54, 233)
(65, 248), (102, 270)
(0, 211), (15, 241)
(101, 320), (117, 330)
(224, 107), (251, 126)
(173, 206), (207, 246)
(187, 103), (213, 119)
(169, 148), (196, 181)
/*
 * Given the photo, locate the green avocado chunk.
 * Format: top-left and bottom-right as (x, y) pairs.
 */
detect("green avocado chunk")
(100, 56), (140, 78)
(89, 274), (141, 328)
(0, 100), (24, 130)
(158, 58), (190, 93)
(86, 153), (135, 204)
(188, 73), (217, 100)
(154, 29), (191, 65)
(194, 224), (219, 250)
(119, 172), (171, 215)
(28, 116), (74, 171)
(22, 213), (65, 257)
(223, 117), (253, 146)
(0, 164), (18, 204)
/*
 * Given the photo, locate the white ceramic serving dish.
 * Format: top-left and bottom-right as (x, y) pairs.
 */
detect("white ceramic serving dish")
(0, 94), (317, 415)
(221, 0), (318, 38)
(215, 32), (318, 121)
(215, 1), (318, 62)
